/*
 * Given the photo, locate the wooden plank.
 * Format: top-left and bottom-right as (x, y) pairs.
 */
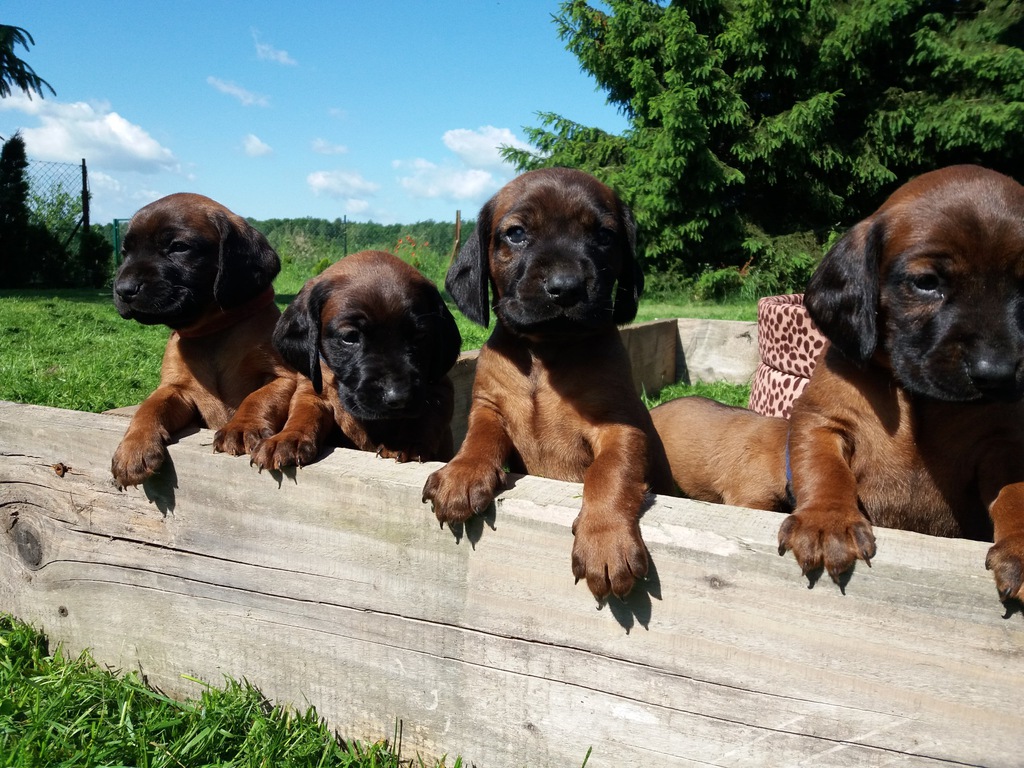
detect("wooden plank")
(620, 319), (679, 397)
(676, 318), (759, 385)
(2, 400), (1022, 766)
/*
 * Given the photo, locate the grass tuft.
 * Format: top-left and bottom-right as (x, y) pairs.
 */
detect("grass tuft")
(0, 614), (432, 767)
(645, 379), (751, 409)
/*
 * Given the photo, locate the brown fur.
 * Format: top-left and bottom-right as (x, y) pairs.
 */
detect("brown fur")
(651, 396), (790, 512)
(421, 167), (676, 602)
(250, 250), (461, 469)
(777, 165), (1024, 603)
(110, 193), (295, 489)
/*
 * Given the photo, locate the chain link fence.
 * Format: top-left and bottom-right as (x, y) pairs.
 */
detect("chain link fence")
(26, 157), (89, 250)
(1, 153), (110, 288)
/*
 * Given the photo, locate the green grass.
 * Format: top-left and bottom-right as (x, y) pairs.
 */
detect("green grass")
(0, 614), (447, 768)
(0, 289), (168, 412)
(635, 298), (757, 323)
(644, 379), (751, 409)
(0, 257), (755, 412)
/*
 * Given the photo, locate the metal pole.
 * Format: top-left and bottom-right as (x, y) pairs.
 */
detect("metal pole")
(81, 158), (89, 230)
(79, 158), (89, 260)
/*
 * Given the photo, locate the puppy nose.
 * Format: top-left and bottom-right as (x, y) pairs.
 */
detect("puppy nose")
(380, 381), (411, 409)
(114, 279), (142, 302)
(544, 272), (585, 307)
(969, 355), (1021, 395)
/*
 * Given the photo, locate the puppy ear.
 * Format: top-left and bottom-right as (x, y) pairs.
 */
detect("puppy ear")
(211, 212), (281, 308)
(803, 218), (883, 363)
(429, 291), (463, 381)
(612, 203), (643, 325)
(445, 201), (493, 327)
(273, 280), (326, 393)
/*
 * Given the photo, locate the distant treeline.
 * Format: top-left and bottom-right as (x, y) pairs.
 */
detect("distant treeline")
(247, 217), (474, 266)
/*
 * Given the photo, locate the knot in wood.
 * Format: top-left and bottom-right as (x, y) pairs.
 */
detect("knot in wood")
(14, 526), (42, 568)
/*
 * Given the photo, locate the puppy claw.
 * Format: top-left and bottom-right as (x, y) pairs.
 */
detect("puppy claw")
(779, 508), (875, 588)
(985, 538), (1024, 602)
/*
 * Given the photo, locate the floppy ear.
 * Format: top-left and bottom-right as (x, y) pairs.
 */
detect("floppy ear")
(803, 217), (883, 363)
(211, 212), (281, 308)
(273, 280), (327, 393)
(445, 200), (493, 327)
(428, 290), (463, 382)
(612, 203), (643, 325)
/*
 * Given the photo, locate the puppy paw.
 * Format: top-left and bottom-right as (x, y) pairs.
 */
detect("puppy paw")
(376, 444), (423, 464)
(249, 432), (321, 471)
(571, 514), (648, 601)
(421, 459), (506, 525)
(778, 508), (876, 583)
(111, 433), (167, 489)
(985, 535), (1024, 602)
(213, 422), (274, 456)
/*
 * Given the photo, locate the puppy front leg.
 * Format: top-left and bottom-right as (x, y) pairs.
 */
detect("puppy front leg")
(111, 385), (197, 489)
(572, 425), (651, 601)
(980, 452), (1024, 602)
(778, 423), (876, 583)
(421, 402), (510, 525)
(214, 374), (298, 456)
(249, 377), (334, 470)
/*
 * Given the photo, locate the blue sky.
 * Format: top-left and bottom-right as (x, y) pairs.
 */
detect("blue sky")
(0, 1), (628, 225)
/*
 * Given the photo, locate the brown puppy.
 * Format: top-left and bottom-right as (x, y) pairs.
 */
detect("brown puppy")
(111, 193), (296, 489)
(777, 165), (1024, 604)
(421, 167), (676, 602)
(251, 250), (461, 469)
(651, 396), (791, 512)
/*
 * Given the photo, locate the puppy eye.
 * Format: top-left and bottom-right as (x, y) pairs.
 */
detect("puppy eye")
(339, 329), (361, 345)
(504, 226), (527, 245)
(596, 228), (615, 247)
(911, 273), (943, 295)
(167, 241), (190, 254)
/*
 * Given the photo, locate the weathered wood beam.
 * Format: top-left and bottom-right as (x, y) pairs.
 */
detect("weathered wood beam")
(1, 400), (1020, 766)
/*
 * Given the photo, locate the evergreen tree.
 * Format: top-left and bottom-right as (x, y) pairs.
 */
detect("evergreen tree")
(0, 132), (32, 287)
(505, 0), (1024, 283)
(0, 25), (55, 99)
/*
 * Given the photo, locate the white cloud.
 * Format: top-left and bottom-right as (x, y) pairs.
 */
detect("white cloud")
(243, 133), (272, 157)
(89, 172), (164, 215)
(307, 169), (379, 218)
(307, 169), (379, 197)
(393, 125), (529, 206)
(397, 159), (495, 200)
(252, 29), (297, 66)
(312, 138), (348, 155)
(88, 170), (123, 195)
(442, 125), (531, 170)
(0, 94), (177, 173)
(206, 76), (269, 107)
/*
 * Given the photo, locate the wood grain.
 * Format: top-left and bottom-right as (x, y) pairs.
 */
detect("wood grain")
(2, 399), (1021, 766)
(676, 318), (759, 385)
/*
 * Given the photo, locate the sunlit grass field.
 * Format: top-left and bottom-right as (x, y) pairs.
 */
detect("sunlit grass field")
(0, 257), (754, 413)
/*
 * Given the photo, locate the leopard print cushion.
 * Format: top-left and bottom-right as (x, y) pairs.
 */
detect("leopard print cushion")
(747, 294), (828, 419)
